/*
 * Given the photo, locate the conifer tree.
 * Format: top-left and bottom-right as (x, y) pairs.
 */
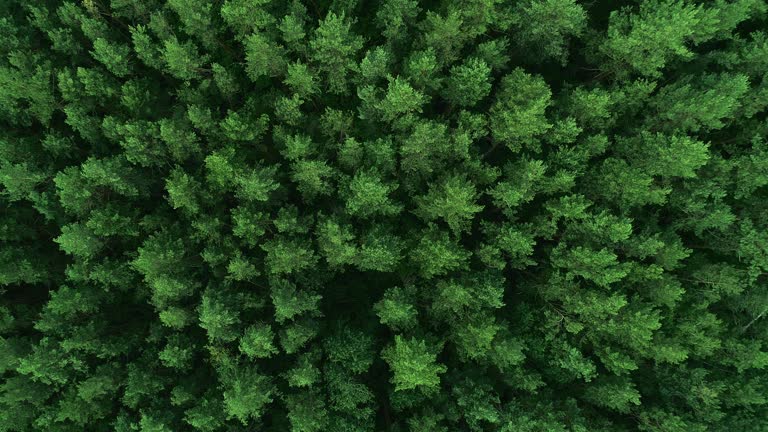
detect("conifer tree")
(1, 0), (768, 431)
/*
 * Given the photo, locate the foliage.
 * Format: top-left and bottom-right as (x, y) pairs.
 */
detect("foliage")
(1, 1), (768, 431)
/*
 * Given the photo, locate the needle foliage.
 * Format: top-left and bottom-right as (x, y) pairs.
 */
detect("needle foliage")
(2, 1), (768, 431)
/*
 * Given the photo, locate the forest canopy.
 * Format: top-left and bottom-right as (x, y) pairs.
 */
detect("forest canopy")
(2, 0), (768, 431)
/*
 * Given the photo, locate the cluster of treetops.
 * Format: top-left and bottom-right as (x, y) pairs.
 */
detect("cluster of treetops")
(2, 0), (768, 431)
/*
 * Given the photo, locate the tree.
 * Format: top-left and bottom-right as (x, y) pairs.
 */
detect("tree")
(316, 217), (357, 267)
(309, 13), (363, 94)
(414, 174), (483, 234)
(381, 336), (447, 393)
(443, 57), (492, 107)
(511, 0), (587, 64)
(410, 226), (471, 278)
(244, 32), (286, 80)
(490, 68), (552, 152)
(163, 37), (207, 81)
(284, 61), (318, 98)
(374, 286), (419, 331)
(597, 0), (762, 77)
(165, 167), (201, 214)
(167, 0), (216, 49)
(648, 73), (749, 133)
(270, 279), (321, 323)
(344, 170), (401, 218)
(198, 288), (241, 342)
(376, 0), (420, 43)
(357, 225), (404, 272)
(91, 38), (131, 77)
(221, 365), (274, 424)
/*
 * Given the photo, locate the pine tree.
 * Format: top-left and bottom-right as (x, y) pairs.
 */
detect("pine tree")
(2, 1), (768, 430)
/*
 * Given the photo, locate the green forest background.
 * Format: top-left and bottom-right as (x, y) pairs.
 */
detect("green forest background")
(2, 0), (768, 430)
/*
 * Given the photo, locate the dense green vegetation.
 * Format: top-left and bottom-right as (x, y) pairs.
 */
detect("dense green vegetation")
(2, 0), (768, 430)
